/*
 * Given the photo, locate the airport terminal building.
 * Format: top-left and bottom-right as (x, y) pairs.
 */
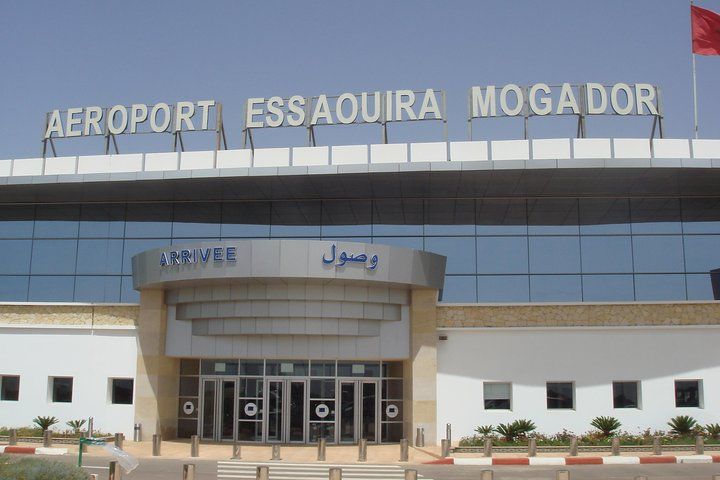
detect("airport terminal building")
(1, 89), (720, 445)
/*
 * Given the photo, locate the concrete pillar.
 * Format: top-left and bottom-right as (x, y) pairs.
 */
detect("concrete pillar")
(133, 289), (179, 439)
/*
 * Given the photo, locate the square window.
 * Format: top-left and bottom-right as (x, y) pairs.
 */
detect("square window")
(484, 382), (511, 410)
(110, 378), (134, 405)
(547, 382), (574, 409)
(1, 375), (20, 401)
(613, 381), (641, 408)
(51, 377), (73, 403)
(675, 380), (702, 408)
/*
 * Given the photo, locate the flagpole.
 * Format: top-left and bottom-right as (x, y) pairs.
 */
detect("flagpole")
(691, 0), (699, 138)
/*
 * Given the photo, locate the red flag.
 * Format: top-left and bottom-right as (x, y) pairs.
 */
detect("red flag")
(692, 5), (720, 55)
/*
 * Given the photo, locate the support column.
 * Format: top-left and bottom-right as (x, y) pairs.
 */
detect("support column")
(134, 289), (179, 438)
(405, 288), (439, 446)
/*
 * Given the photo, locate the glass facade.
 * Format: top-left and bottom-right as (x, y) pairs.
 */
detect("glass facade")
(0, 197), (719, 303)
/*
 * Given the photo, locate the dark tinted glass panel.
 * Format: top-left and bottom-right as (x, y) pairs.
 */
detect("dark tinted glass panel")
(425, 237), (476, 274)
(34, 205), (79, 238)
(530, 275), (582, 302)
(529, 236), (581, 274)
(30, 239), (77, 274)
(172, 203), (221, 238)
(682, 198), (720, 233)
(613, 381), (639, 408)
(79, 204), (125, 238)
(582, 275), (635, 301)
(372, 236), (423, 250)
(634, 274), (686, 301)
(686, 274), (716, 300)
(74, 276), (122, 303)
(424, 199), (475, 235)
(179, 377), (199, 396)
(477, 236), (528, 274)
(0, 205), (34, 238)
(527, 199), (578, 234)
(111, 379), (133, 404)
(440, 276), (477, 302)
(0, 276), (28, 301)
(579, 198), (630, 234)
(122, 239), (168, 274)
(546, 382), (573, 409)
(476, 200), (527, 235)
(201, 360), (239, 375)
(337, 362), (380, 377)
(270, 201), (321, 237)
(125, 203), (173, 238)
(477, 275), (529, 302)
(120, 276), (139, 303)
(321, 200), (372, 236)
(1, 376), (19, 401)
(76, 239), (123, 274)
(630, 198), (681, 234)
(683, 236), (720, 272)
(52, 377), (73, 403)
(310, 362), (336, 377)
(372, 199), (423, 235)
(239, 361), (264, 376)
(581, 236), (633, 273)
(29, 276), (75, 302)
(632, 236), (685, 273)
(0, 240), (32, 274)
(180, 359), (200, 375)
(675, 380), (700, 407)
(221, 202), (271, 237)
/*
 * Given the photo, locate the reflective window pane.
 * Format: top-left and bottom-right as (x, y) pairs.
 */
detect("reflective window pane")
(372, 200), (423, 236)
(173, 203), (221, 238)
(477, 275), (529, 302)
(76, 239), (124, 274)
(120, 276), (139, 303)
(0, 276), (28, 301)
(579, 198), (630, 234)
(546, 382), (574, 409)
(683, 236), (720, 273)
(476, 199), (527, 235)
(527, 199), (579, 235)
(634, 274), (686, 301)
(686, 274), (716, 300)
(34, 205), (79, 238)
(0, 240), (32, 274)
(477, 237), (528, 274)
(682, 198), (720, 233)
(372, 236), (423, 250)
(630, 198), (681, 234)
(321, 200), (372, 237)
(530, 275), (582, 302)
(270, 201), (321, 237)
(613, 381), (640, 408)
(425, 199), (475, 235)
(221, 202), (271, 238)
(0, 205), (34, 238)
(440, 276), (476, 303)
(29, 276), (75, 302)
(582, 275), (635, 302)
(30, 240), (77, 274)
(529, 237), (581, 274)
(632, 236), (685, 273)
(74, 276), (122, 303)
(79, 204), (125, 238)
(122, 239), (169, 274)
(425, 237), (476, 274)
(125, 203), (173, 238)
(581, 236), (633, 273)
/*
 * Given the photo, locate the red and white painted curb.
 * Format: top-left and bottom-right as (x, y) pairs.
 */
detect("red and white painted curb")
(0, 446), (67, 456)
(425, 455), (720, 465)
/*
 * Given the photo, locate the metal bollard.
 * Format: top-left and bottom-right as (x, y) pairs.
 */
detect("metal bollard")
(556, 471), (569, 480)
(183, 464), (195, 480)
(256, 466), (269, 480)
(114, 432), (124, 449)
(404, 469), (418, 480)
(483, 438), (492, 457)
(695, 435), (704, 454)
(88, 417), (94, 437)
(8, 429), (17, 446)
(528, 438), (537, 457)
(152, 434), (161, 456)
(43, 430), (52, 447)
(190, 434), (200, 457)
(441, 439), (450, 458)
(399, 438), (409, 462)
(446, 423), (452, 444)
(108, 460), (121, 480)
(480, 470), (493, 480)
(329, 467), (342, 480)
(569, 436), (578, 456)
(358, 438), (367, 462)
(611, 437), (620, 456)
(272, 444), (281, 460)
(133, 423), (142, 442)
(232, 442), (241, 459)
(79, 431), (88, 453)
(318, 437), (327, 461)
(653, 436), (662, 455)
(415, 427), (424, 448)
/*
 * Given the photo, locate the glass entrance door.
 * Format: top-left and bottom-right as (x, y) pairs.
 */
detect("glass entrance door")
(339, 380), (379, 443)
(201, 379), (236, 441)
(265, 379), (307, 443)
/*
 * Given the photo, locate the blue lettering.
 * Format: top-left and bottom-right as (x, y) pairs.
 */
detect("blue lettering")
(226, 247), (237, 261)
(213, 247), (223, 261)
(180, 249), (191, 264)
(199, 248), (211, 262)
(159, 252), (168, 266)
(169, 251), (180, 265)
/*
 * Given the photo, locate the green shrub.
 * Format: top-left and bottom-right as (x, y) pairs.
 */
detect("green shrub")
(667, 415), (698, 436)
(590, 416), (622, 437)
(705, 423), (720, 439)
(474, 425), (494, 437)
(66, 419), (86, 434)
(494, 419), (536, 442)
(0, 457), (90, 479)
(32, 416), (59, 432)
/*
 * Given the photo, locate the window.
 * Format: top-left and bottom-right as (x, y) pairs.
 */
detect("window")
(1, 375), (20, 401)
(675, 380), (702, 408)
(484, 382), (511, 410)
(51, 377), (73, 403)
(613, 381), (640, 408)
(110, 378), (134, 405)
(547, 382), (574, 409)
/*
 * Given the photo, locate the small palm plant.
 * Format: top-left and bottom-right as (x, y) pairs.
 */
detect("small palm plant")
(495, 419), (536, 442)
(667, 415), (698, 436)
(66, 419), (87, 434)
(474, 425), (494, 437)
(590, 416), (622, 438)
(705, 423), (720, 439)
(32, 416), (59, 432)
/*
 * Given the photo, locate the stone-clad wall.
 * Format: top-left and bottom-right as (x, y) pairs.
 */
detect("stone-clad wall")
(0, 304), (139, 327)
(437, 302), (720, 328)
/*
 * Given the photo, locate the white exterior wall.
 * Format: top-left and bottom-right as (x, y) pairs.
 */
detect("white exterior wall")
(0, 326), (138, 437)
(437, 326), (720, 439)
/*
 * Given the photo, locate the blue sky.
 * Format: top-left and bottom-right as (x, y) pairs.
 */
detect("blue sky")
(1, 1), (718, 158)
